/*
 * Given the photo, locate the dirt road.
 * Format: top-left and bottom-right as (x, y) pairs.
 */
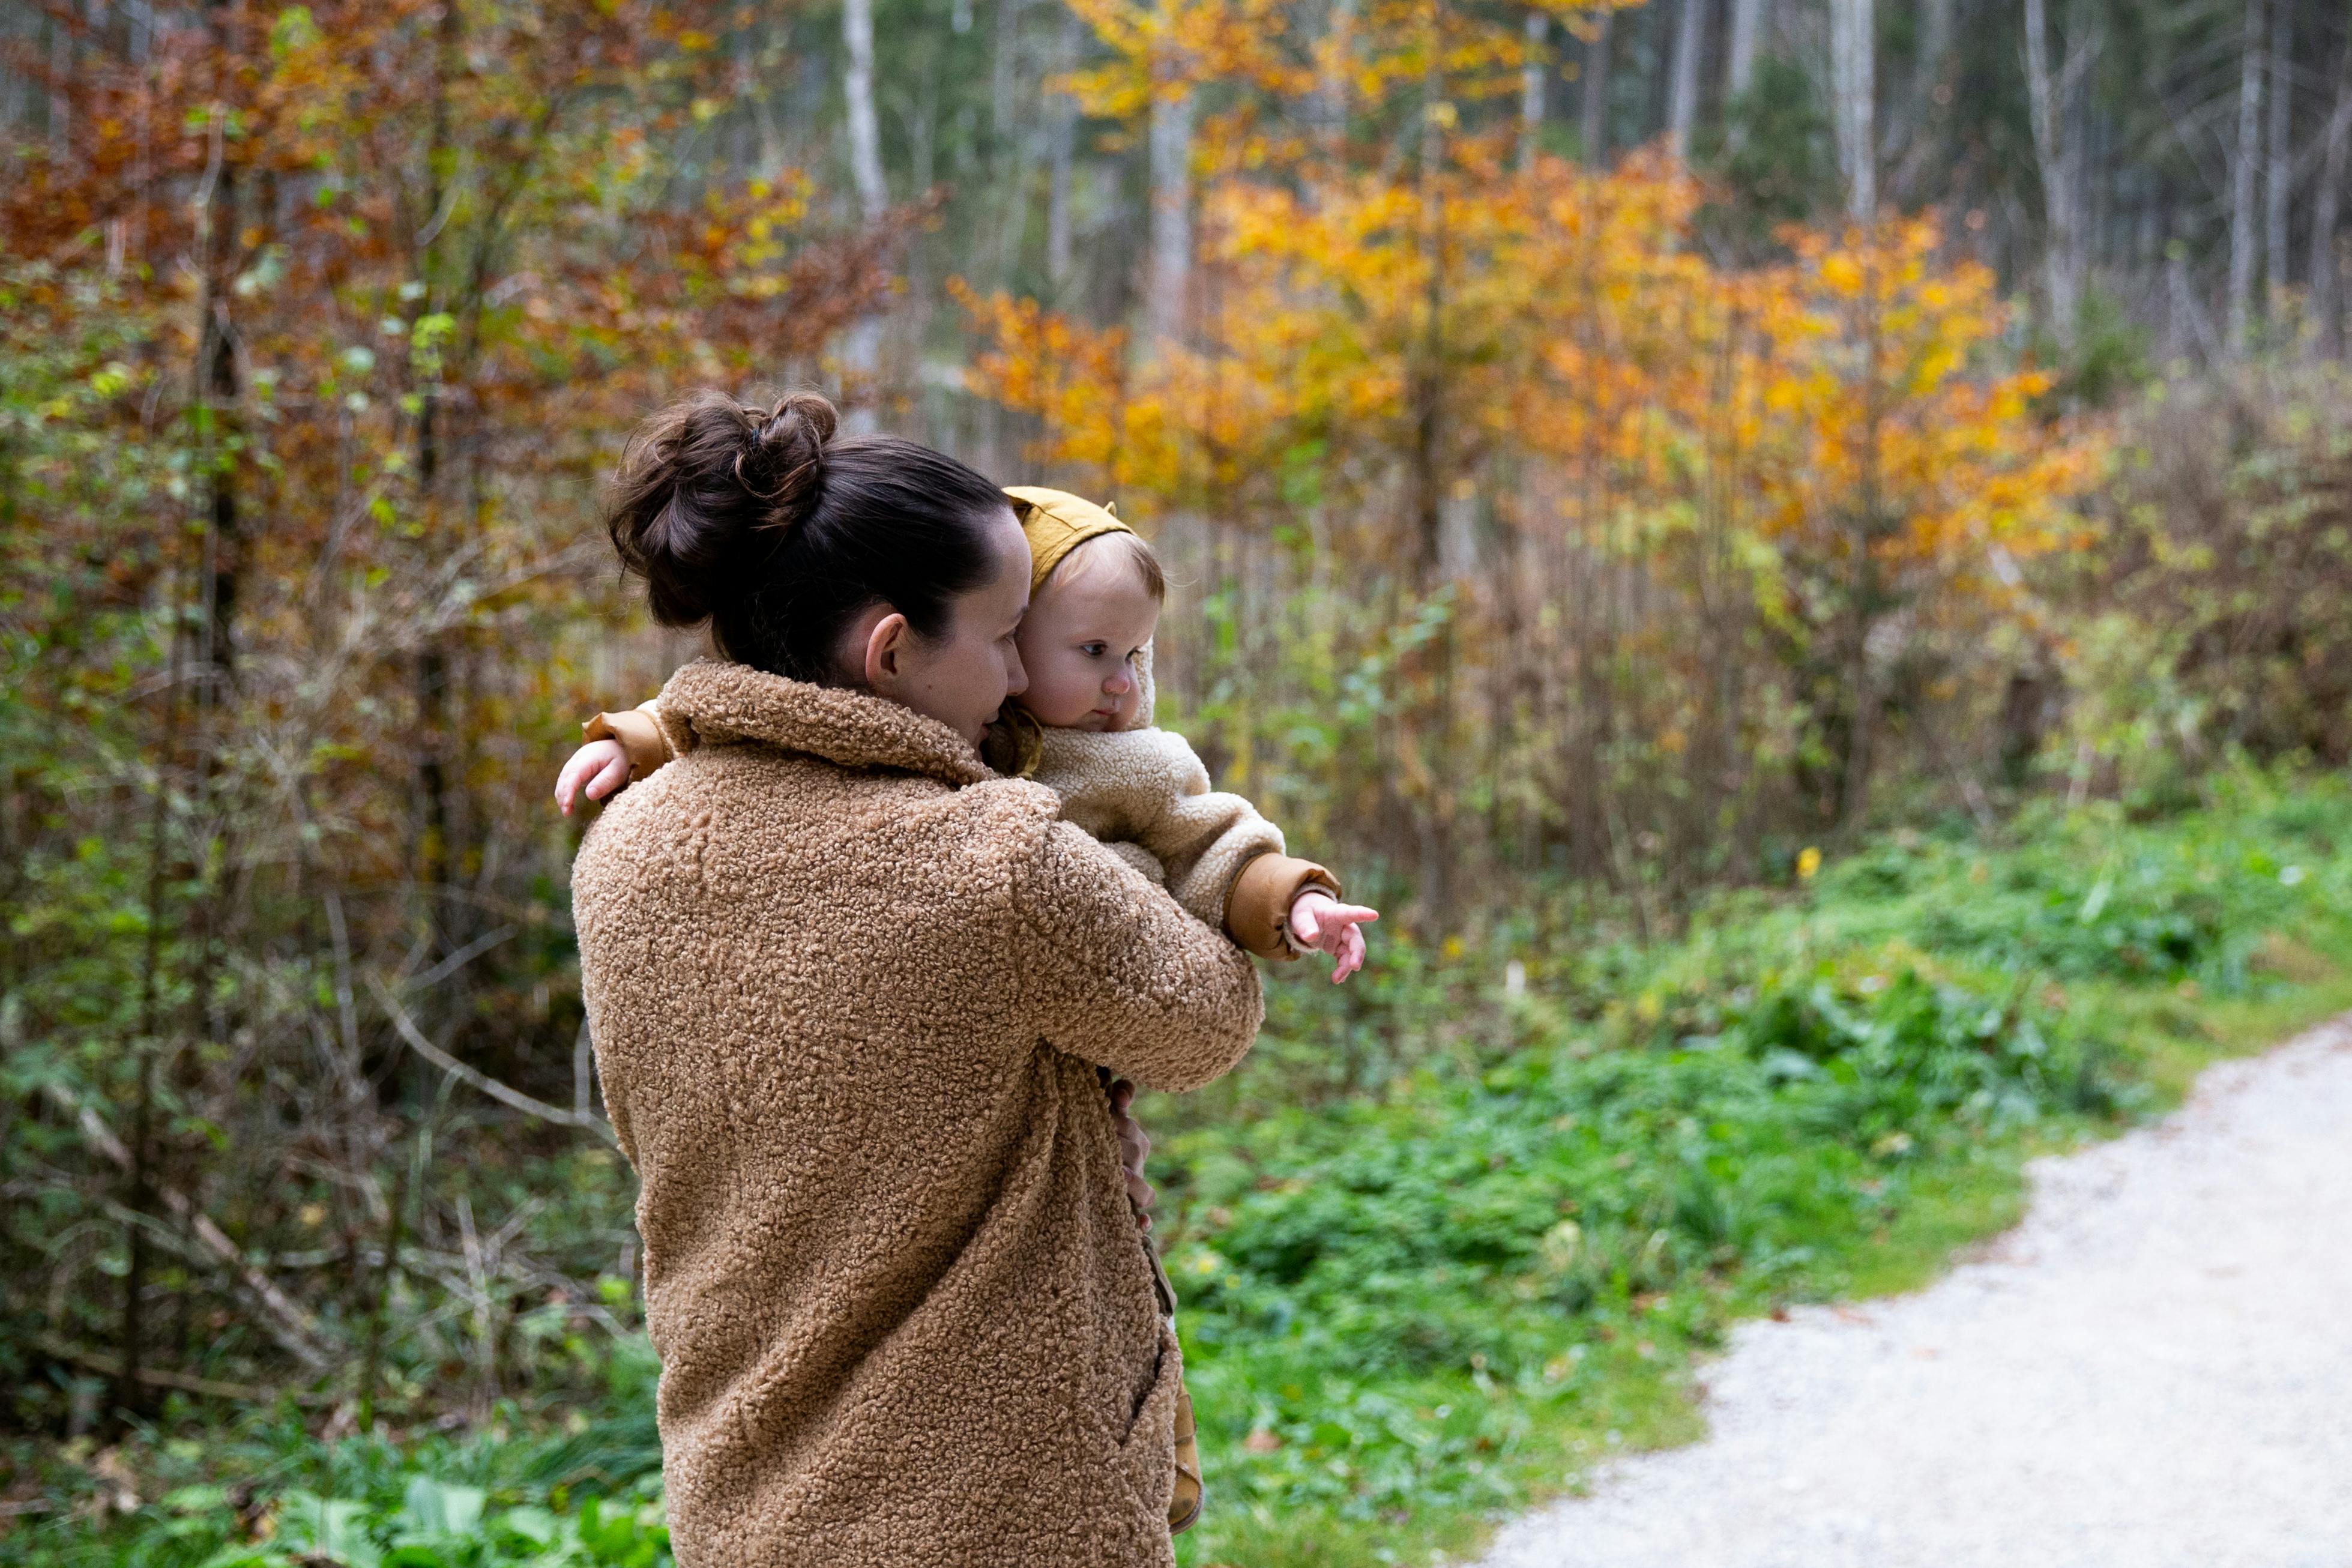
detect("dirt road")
(1478, 1015), (2352, 1568)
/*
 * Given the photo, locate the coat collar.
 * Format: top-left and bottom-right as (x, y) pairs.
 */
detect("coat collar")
(658, 659), (997, 787)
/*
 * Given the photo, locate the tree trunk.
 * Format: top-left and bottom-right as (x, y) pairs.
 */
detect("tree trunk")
(1520, 10), (1547, 171)
(1409, 104), (1446, 585)
(2309, 13), (2352, 349)
(2263, 0), (2293, 300)
(991, 0), (1024, 150)
(412, 0), (459, 957)
(2024, 0), (2092, 346)
(1727, 0), (1766, 100)
(117, 621), (187, 1427)
(991, 0), (1044, 288)
(843, 0), (888, 422)
(1916, 0), (1954, 101)
(2228, 0), (2264, 355)
(1316, 0), (1358, 159)
(1146, 86), (1195, 343)
(1580, 9), (1614, 165)
(1831, 0), (1876, 223)
(1887, 0), (1955, 170)
(843, 0), (888, 219)
(1046, 11), (1083, 291)
(48, 10), (68, 163)
(1668, 0), (1704, 160)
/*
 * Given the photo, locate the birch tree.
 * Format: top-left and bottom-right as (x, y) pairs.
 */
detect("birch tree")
(1831, 0), (1876, 222)
(2024, 0), (2098, 345)
(1668, 0), (1705, 160)
(1146, 86), (1196, 342)
(2310, 10), (2352, 345)
(2262, 0), (2293, 300)
(1046, 10), (1085, 291)
(1581, 7), (1614, 164)
(1727, 0), (1766, 101)
(843, 0), (888, 422)
(2228, 0), (2265, 353)
(1522, 10), (1548, 170)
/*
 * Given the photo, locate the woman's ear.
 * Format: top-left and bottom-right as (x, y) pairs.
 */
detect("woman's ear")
(860, 610), (914, 695)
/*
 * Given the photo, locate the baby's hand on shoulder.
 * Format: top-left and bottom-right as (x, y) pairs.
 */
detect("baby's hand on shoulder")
(556, 738), (632, 815)
(1288, 891), (1380, 983)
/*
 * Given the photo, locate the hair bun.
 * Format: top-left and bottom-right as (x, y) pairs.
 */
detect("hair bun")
(734, 393), (836, 531)
(606, 388), (842, 629)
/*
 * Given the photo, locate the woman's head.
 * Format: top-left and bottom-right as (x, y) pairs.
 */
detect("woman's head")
(606, 391), (1029, 745)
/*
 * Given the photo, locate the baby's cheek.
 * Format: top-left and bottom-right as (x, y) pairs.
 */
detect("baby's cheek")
(1016, 660), (1096, 726)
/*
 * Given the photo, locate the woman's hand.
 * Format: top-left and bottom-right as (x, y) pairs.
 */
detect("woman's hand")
(1106, 1078), (1156, 1230)
(1289, 890), (1380, 983)
(556, 738), (632, 816)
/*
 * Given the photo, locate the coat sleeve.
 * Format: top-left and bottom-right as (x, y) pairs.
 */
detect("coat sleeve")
(581, 698), (678, 783)
(1222, 852), (1343, 959)
(1009, 818), (1264, 1093)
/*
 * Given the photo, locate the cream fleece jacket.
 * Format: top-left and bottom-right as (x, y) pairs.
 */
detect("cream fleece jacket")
(571, 660), (1264, 1568)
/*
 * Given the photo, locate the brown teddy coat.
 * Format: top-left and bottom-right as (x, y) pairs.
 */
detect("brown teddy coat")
(570, 660), (1265, 1567)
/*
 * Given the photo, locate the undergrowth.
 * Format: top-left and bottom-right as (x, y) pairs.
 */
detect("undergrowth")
(10, 770), (2352, 1568)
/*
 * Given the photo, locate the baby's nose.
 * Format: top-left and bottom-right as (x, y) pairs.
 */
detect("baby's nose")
(1103, 669), (1132, 695)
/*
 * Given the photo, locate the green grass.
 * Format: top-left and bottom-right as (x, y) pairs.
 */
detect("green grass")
(10, 770), (2352, 1568)
(1159, 770), (2352, 1567)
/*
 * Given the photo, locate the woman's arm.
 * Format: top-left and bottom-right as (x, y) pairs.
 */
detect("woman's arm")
(1011, 819), (1264, 1094)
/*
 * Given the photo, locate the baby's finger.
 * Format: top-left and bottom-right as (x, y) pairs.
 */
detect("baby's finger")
(555, 757), (586, 814)
(586, 754), (630, 801)
(1331, 925), (1366, 983)
(1328, 902), (1380, 928)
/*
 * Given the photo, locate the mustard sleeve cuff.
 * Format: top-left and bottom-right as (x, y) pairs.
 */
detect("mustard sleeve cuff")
(1223, 853), (1342, 960)
(581, 701), (675, 783)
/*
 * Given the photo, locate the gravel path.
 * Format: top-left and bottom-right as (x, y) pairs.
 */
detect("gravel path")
(1477, 1013), (2352, 1568)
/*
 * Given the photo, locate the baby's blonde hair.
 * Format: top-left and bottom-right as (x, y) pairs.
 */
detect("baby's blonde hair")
(1049, 528), (1166, 603)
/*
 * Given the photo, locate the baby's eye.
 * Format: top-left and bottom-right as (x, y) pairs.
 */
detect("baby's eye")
(1078, 642), (1109, 657)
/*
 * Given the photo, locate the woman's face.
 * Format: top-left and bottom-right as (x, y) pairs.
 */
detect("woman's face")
(855, 505), (1032, 746)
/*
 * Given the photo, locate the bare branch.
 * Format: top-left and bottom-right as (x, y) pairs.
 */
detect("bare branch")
(369, 974), (619, 1146)
(46, 1088), (332, 1372)
(32, 1333), (331, 1407)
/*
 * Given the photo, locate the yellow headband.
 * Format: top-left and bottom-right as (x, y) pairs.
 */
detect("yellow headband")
(1003, 485), (1132, 596)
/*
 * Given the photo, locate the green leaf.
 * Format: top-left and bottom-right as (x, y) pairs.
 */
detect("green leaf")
(274, 1491), (382, 1568)
(400, 1475), (487, 1535)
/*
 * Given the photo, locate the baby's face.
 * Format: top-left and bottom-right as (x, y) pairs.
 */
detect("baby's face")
(1012, 538), (1161, 731)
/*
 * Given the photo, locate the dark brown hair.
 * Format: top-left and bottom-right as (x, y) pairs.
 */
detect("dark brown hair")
(605, 391), (1012, 683)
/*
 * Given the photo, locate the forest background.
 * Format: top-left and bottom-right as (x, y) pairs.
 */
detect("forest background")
(4, 0), (2352, 1560)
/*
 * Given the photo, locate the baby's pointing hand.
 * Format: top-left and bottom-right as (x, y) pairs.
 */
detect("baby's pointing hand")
(1288, 891), (1380, 983)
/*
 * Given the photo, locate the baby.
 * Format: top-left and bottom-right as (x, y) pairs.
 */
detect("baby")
(556, 484), (1378, 1534)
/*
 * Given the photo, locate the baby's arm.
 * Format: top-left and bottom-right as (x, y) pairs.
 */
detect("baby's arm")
(1051, 727), (1377, 978)
(553, 699), (677, 815)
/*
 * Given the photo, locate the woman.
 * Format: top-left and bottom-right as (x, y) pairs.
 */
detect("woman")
(569, 391), (1262, 1567)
